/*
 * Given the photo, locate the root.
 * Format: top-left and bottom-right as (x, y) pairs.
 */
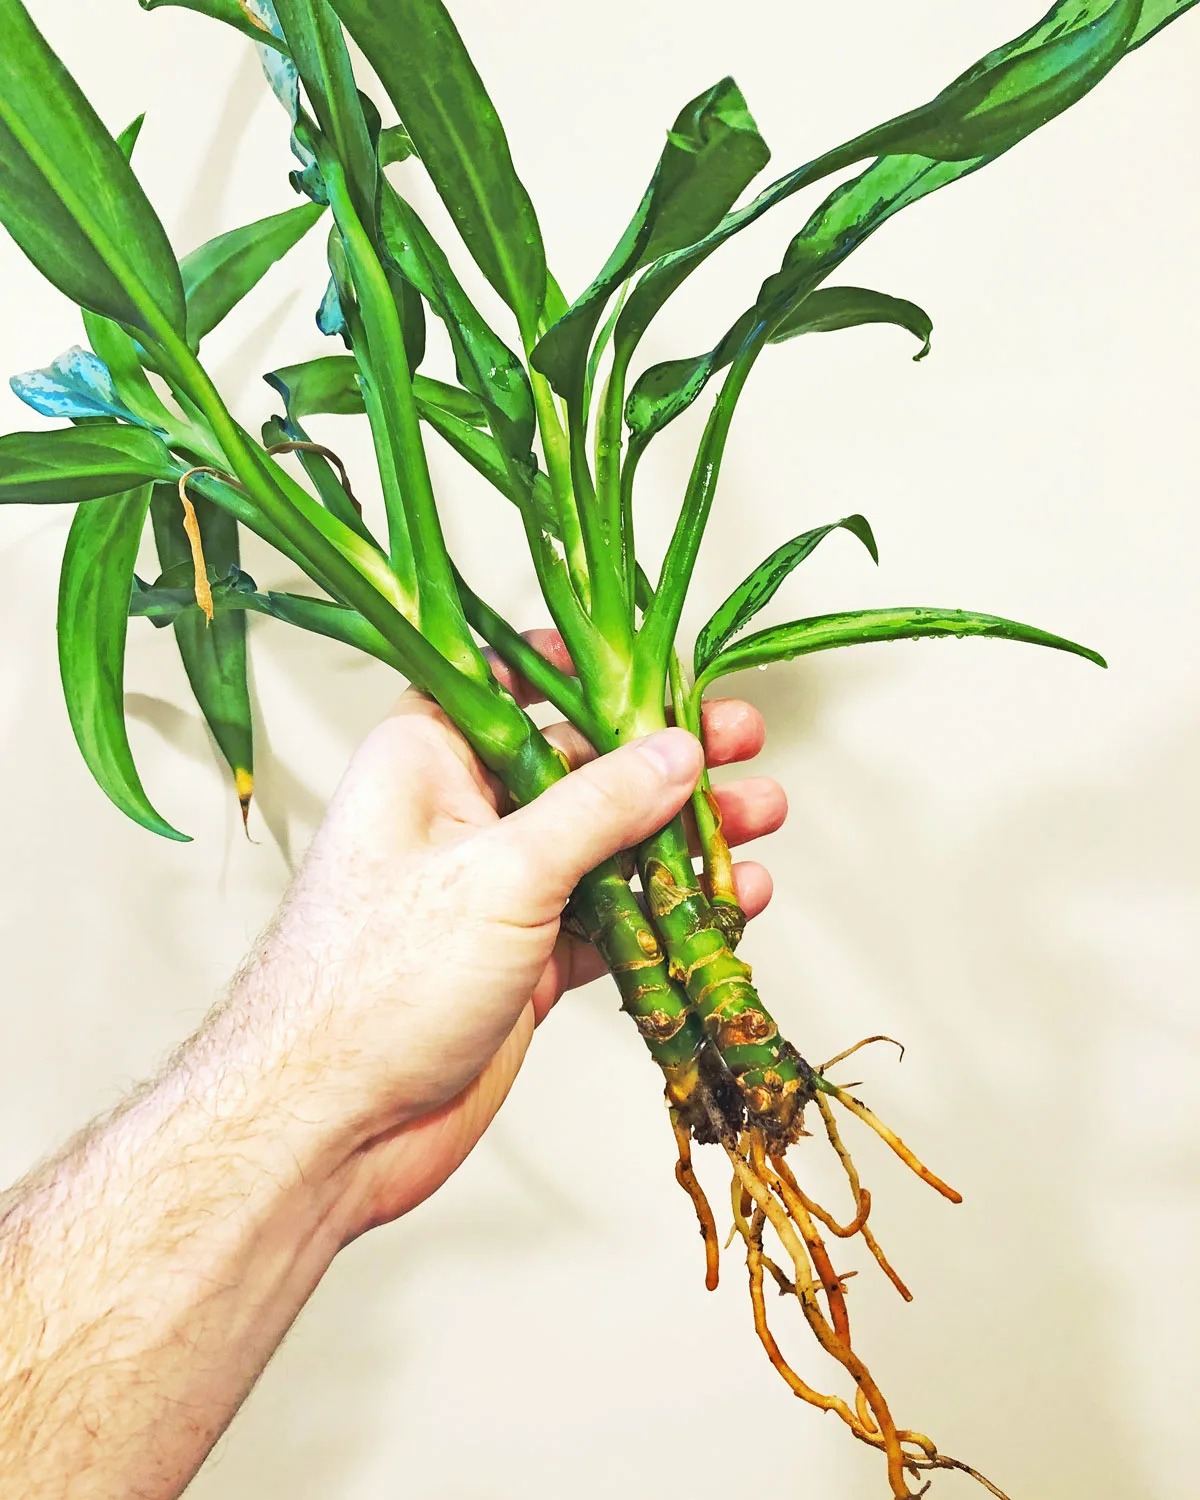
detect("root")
(817, 1078), (962, 1204)
(669, 1106), (720, 1291)
(663, 1032), (1004, 1499)
(906, 1456), (1013, 1499)
(820, 1034), (906, 1072)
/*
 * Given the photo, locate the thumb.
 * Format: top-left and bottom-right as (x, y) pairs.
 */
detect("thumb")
(494, 729), (704, 918)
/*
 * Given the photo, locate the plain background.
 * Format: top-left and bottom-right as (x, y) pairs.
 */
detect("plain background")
(2, 2), (1198, 1496)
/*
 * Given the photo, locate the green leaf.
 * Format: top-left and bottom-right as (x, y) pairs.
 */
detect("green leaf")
(888, 0), (1141, 162)
(268, 353), (489, 429)
(626, 286), (932, 446)
(1131, 0), (1200, 46)
(379, 123), (416, 166)
(328, 0), (548, 339)
(136, 0), (290, 52)
(180, 200), (325, 348)
(0, 425), (175, 503)
(130, 573), (404, 672)
(694, 516), (879, 674)
(116, 113), (146, 157)
(58, 483), (189, 841)
(271, 0), (377, 226)
(695, 606), (1106, 694)
(0, 0), (186, 337)
(266, 354), (363, 418)
(614, 0), (1152, 375)
(249, 589), (402, 668)
(414, 377), (488, 428)
(531, 76), (770, 402)
(150, 485), (254, 818)
(379, 182), (535, 462)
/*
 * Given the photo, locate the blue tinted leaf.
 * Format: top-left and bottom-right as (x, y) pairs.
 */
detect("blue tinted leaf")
(10, 346), (143, 425)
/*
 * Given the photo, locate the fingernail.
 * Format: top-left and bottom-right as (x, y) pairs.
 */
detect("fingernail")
(637, 728), (702, 784)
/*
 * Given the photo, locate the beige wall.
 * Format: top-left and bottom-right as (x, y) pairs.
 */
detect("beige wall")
(2, 2), (1198, 1495)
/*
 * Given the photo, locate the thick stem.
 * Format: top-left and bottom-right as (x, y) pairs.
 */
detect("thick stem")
(567, 863), (730, 1141)
(496, 729), (733, 1141)
(634, 329), (768, 696)
(453, 568), (600, 741)
(566, 389), (632, 655)
(639, 814), (815, 1142)
(323, 153), (485, 677)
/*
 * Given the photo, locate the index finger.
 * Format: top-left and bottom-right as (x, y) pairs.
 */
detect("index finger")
(482, 628), (577, 708)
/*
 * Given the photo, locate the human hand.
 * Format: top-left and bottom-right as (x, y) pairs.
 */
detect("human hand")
(216, 633), (787, 1239)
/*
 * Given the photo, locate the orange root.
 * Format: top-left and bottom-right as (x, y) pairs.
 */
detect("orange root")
(669, 1106), (720, 1291)
(819, 1080), (962, 1204)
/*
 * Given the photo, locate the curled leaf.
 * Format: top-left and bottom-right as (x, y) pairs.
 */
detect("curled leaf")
(695, 517), (879, 673)
(177, 470), (217, 622)
(532, 76), (770, 404)
(626, 286), (932, 447)
(136, 0), (290, 52)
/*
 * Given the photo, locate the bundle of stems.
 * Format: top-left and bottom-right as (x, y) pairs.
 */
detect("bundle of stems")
(1, 0), (1194, 1491)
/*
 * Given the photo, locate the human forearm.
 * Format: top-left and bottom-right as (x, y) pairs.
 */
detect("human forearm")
(0, 694), (776, 1498)
(0, 1015), (356, 1500)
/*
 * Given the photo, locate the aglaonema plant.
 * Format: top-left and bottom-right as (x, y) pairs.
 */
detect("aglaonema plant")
(1, 0), (1193, 1492)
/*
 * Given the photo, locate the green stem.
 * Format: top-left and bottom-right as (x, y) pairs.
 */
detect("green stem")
(673, 656), (745, 946)
(342, 299), (417, 603)
(453, 568), (604, 742)
(634, 328), (768, 696)
(154, 327), (527, 762)
(323, 151), (486, 678)
(529, 367), (590, 607)
(416, 400), (615, 702)
(565, 390), (631, 654)
(596, 347), (629, 565)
